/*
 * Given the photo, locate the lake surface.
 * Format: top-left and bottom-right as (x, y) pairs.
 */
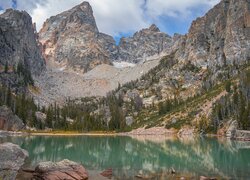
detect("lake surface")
(1, 135), (250, 179)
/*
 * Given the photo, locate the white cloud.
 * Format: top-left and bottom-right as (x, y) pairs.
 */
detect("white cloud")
(88, 0), (148, 36)
(0, 0), (220, 36)
(145, 0), (220, 19)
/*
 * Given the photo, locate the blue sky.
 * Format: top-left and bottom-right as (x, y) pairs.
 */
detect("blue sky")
(0, 0), (220, 44)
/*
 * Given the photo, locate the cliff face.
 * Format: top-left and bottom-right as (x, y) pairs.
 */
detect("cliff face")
(0, 9), (45, 75)
(118, 24), (172, 63)
(39, 2), (173, 71)
(39, 2), (113, 72)
(175, 0), (250, 68)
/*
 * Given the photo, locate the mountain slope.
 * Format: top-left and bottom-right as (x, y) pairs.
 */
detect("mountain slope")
(0, 9), (45, 75)
(39, 2), (113, 73)
(0, 9), (45, 92)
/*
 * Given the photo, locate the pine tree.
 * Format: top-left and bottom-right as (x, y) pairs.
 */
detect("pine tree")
(4, 61), (8, 73)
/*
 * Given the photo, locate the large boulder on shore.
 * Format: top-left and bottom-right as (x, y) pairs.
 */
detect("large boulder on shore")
(34, 159), (88, 180)
(226, 120), (238, 139)
(0, 143), (29, 180)
(0, 106), (25, 131)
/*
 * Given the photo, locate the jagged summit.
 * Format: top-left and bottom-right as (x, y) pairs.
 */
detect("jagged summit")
(148, 24), (160, 32)
(39, 1), (112, 72)
(117, 24), (172, 63)
(39, 1), (173, 70)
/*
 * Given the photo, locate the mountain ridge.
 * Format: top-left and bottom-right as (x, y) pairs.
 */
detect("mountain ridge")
(38, 1), (173, 72)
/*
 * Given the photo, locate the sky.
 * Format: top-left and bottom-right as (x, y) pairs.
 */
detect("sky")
(0, 0), (220, 43)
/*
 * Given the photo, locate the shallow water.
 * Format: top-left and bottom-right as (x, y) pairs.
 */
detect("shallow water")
(1, 135), (250, 179)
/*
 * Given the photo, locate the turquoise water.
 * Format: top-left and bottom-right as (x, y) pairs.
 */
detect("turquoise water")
(1, 135), (250, 179)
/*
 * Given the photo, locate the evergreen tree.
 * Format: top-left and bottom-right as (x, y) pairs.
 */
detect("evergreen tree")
(4, 61), (8, 73)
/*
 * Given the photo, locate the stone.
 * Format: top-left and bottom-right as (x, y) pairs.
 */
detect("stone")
(235, 130), (250, 141)
(100, 168), (112, 179)
(125, 116), (134, 126)
(178, 127), (195, 137)
(35, 111), (46, 124)
(0, 143), (28, 180)
(226, 120), (238, 138)
(0, 105), (24, 131)
(33, 159), (88, 180)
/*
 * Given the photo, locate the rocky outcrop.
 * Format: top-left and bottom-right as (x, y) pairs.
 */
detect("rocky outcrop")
(118, 24), (172, 63)
(0, 143), (28, 180)
(235, 130), (250, 141)
(174, 0), (250, 69)
(0, 106), (24, 131)
(178, 127), (195, 137)
(0, 9), (45, 75)
(39, 2), (113, 73)
(226, 120), (238, 138)
(33, 159), (88, 180)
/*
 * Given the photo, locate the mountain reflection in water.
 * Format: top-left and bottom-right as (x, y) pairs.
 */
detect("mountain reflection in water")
(1, 135), (250, 179)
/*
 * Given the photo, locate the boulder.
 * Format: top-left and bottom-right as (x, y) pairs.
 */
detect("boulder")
(125, 116), (134, 126)
(0, 143), (29, 180)
(226, 120), (238, 138)
(178, 127), (195, 137)
(0, 106), (25, 131)
(35, 111), (46, 124)
(34, 159), (88, 180)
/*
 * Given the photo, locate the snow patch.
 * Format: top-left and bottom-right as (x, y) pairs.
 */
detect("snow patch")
(113, 61), (136, 68)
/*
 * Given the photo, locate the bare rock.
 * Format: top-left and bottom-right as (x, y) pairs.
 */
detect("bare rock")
(39, 2), (112, 73)
(0, 9), (45, 75)
(100, 168), (112, 179)
(118, 24), (172, 63)
(178, 127), (195, 137)
(175, 0), (250, 69)
(0, 105), (24, 131)
(226, 120), (238, 138)
(35, 111), (46, 125)
(0, 143), (29, 180)
(34, 159), (88, 180)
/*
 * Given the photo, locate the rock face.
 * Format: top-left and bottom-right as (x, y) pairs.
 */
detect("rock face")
(0, 9), (45, 75)
(33, 159), (88, 180)
(118, 24), (172, 63)
(39, 2), (113, 72)
(175, 0), (250, 68)
(39, 2), (172, 72)
(0, 106), (24, 131)
(0, 143), (28, 180)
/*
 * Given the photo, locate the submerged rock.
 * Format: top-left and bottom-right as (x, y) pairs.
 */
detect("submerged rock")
(0, 143), (28, 180)
(34, 159), (88, 180)
(100, 168), (112, 179)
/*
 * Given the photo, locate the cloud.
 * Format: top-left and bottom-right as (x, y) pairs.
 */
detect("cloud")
(145, 0), (219, 19)
(0, 0), (220, 36)
(88, 0), (148, 36)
